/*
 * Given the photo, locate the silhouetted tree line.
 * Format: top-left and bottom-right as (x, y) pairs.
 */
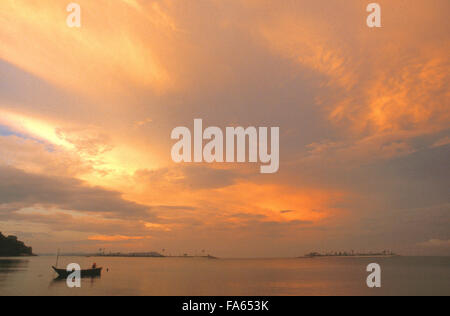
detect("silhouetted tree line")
(0, 232), (34, 256)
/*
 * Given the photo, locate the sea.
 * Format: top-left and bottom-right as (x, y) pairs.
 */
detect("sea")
(0, 256), (448, 296)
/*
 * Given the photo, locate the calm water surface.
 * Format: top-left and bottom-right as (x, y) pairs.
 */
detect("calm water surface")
(0, 256), (448, 296)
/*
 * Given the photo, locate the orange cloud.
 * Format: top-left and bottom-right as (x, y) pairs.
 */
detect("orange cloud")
(0, 108), (161, 189)
(88, 235), (151, 242)
(0, 0), (172, 97)
(1, 0), (448, 256)
(212, 182), (346, 224)
(252, 0), (449, 163)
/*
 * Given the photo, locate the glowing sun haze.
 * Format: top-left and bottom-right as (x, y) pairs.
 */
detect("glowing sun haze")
(0, 0), (449, 257)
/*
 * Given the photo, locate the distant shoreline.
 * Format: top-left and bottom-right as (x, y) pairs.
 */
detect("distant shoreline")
(8, 254), (450, 260)
(299, 255), (399, 259)
(0, 254), (37, 258)
(87, 254), (219, 259)
(300, 253), (400, 259)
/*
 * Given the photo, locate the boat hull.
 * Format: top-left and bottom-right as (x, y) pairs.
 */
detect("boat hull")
(52, 266), (102, 278)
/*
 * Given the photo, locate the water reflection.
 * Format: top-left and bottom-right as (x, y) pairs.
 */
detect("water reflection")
(0, 259), (29, 284)
(1, 256), (449, 295)
(0, 259), (29, 271)
(49, 275), (100, 288)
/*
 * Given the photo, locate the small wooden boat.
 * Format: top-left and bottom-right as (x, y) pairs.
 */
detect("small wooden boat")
(52, 266), (102, 278)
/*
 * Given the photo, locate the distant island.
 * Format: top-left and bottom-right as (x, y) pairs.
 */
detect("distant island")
(0, 232), (35, 257)
(94, 252), (165, 258)
(87, 251), (218, 259)
(302, 250), (398, 258)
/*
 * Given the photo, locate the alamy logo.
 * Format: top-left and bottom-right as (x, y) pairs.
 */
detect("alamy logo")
(366, 3), (382, 28)
(366, 263), (381, 288)
(65, 3), (380, 30)
(171, 119), (279, 174)
(66, 3), (81, 28)
(66, 263), (81, 288)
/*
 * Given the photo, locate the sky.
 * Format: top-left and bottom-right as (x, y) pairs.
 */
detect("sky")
(0, 0), (449, 257)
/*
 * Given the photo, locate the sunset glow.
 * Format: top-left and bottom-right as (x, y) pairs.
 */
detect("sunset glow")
(0, 0), (448, 258)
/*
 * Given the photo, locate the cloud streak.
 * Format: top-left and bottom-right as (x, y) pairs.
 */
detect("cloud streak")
(0, 165), (153, 220)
